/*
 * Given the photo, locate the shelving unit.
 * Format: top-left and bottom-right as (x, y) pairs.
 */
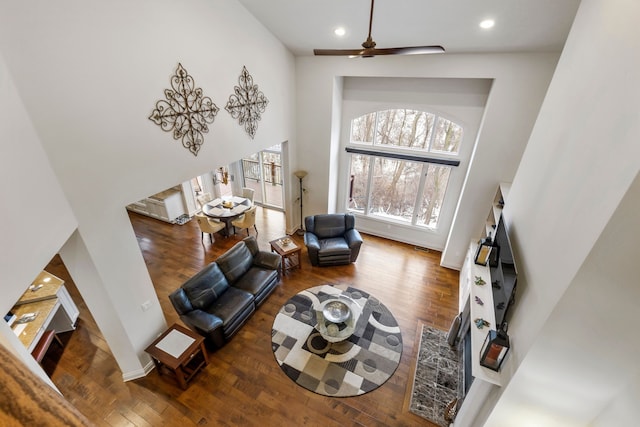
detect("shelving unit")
(459, 183), (512, 387)
(462, 242), (502, 386)
(482, 183), (510, 239)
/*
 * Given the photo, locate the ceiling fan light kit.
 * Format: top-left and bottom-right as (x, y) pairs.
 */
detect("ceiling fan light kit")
(314, 0), (444, 58)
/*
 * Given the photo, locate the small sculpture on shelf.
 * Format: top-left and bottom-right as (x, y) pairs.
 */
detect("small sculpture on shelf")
(475, 296), (484, 306)
(474, 276), (486, 286)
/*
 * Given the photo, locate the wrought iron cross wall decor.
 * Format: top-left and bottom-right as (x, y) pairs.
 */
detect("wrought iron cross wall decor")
(225, 66), (269, 139)
(149, 63), (219, 156)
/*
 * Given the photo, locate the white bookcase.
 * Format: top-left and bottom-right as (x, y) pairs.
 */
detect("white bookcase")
(459, 183), (512, 386)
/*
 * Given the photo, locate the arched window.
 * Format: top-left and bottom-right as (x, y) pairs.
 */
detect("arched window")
(347, 109), (463, 229)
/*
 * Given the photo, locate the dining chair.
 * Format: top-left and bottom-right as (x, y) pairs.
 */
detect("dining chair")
(196, 192), (213, 209)
(195, 212), (226, 243)
(241, 187), (255, 203)
(231, 205), (258, 236)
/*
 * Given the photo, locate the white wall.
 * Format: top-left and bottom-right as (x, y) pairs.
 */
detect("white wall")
(0, 51), (77, 389)
(0, 0), (296, 378)
(295, 53), (559, 264)
(591, 372), (640, 426)
(479, 0), (640, 425)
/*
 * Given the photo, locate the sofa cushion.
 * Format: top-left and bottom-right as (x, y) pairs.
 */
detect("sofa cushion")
(206, 286), (254, 333)
(233, 267), (279, 298)
(183, 263), (230, 310)
(217, 241), (254, 284)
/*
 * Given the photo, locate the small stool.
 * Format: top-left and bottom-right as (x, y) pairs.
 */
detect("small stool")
(31, 330), (63, 363)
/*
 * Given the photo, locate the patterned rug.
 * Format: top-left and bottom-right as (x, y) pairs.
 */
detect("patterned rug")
(409, 325), (461, 427)
(271, 284), (403, 397)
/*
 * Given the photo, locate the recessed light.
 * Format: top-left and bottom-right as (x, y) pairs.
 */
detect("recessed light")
(480, 19), (495, 29)
(334, 27), (346, 37)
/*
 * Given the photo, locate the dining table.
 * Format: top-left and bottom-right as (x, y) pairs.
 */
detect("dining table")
(202, 196), (251, 236)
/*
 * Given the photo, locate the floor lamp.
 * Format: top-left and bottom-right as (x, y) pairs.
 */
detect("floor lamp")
(294, 170), (307, 235)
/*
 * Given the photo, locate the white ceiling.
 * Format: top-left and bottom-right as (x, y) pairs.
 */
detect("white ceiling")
(237, 0), (581, 56)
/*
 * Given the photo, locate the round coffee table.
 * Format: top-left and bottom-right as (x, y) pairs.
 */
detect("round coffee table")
(315, 295), (361, 342)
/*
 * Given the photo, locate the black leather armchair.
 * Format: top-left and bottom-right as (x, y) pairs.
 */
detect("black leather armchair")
(169, 236), (280, 348)
(304, 213), (363, 266)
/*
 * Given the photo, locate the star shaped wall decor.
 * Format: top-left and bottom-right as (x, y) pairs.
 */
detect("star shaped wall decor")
(149, 63), (219, 156)
(225, 66), (269, 139)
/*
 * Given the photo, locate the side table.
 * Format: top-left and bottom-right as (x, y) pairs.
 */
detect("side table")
(269, 237), (302, 275)
(144, 323), (208, 389)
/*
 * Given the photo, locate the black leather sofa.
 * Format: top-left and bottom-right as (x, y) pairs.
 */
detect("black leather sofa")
(169, 236), (280, 348)
(304, 213), (363, 266)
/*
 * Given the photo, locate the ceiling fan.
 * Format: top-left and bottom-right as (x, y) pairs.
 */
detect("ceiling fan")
(313, 0), (445, 58)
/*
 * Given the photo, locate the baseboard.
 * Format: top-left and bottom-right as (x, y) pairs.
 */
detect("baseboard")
(121, 359), (155, 382)
(439, 260), (463, 271)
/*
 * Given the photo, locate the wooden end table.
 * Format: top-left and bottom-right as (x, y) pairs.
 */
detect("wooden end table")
(144, 323), (208, 389)
(269, 237), (302, 274)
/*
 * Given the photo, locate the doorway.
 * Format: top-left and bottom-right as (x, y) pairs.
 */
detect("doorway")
(241, 144), (284, 210)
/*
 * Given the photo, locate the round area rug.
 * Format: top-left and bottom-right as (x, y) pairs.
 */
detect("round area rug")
(271, 283), (403, 397)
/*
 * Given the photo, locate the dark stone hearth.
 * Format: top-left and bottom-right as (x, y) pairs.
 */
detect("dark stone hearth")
(410, 325), (461, 427)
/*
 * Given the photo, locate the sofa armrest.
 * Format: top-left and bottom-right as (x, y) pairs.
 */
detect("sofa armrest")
(180, 309), (225, 348)
(304, 232), (321, 266)
(344, 228), (363, 263)
(169, 287), (193, 315)
(253, 250), (282, 271)
(344, 228), (363, 248)
(304, 232), (320, 250)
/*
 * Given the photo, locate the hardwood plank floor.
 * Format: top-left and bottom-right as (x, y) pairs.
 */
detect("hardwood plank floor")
(43, 207), (459, 426)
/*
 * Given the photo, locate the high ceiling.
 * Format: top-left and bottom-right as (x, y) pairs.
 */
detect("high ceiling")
(238, 0), (581, 56)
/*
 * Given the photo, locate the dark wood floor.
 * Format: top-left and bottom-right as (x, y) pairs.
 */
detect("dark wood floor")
(42, 207), (459, 426)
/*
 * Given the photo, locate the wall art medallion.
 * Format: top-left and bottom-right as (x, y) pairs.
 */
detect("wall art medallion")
(225, 66), (268, 139)
(149, 63), (219, 156)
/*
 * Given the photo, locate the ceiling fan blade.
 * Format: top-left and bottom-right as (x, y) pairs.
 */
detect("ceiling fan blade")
(313, 45), (445, 57)
(371, 45), (445, 55)
(313, 48), (370, 56)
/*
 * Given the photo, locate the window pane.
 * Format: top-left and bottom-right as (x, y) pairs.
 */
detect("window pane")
(375, 109), (435, 150)
(350, 113), (375, 145)
(348, 154), (369, 212)
(369, 158), (422, 222)
(417, 164), (451, 229)
(431, 117), (463, 154)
